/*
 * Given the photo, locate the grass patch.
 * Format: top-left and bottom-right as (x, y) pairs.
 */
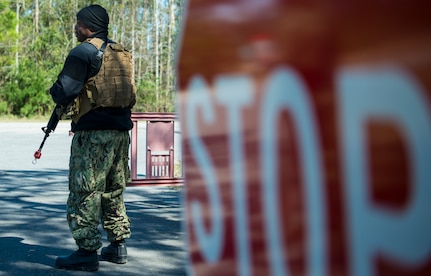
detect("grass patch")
(0, 115), (50, 122)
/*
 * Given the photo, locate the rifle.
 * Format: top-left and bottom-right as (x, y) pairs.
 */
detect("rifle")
(33, 105), (65, 163)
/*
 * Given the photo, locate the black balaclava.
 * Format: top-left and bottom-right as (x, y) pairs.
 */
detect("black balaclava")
(76, 5), (109, 32)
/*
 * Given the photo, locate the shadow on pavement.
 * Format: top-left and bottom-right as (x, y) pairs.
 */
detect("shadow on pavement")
(0, 169), (186, 275)
(0, 237), (70, 274)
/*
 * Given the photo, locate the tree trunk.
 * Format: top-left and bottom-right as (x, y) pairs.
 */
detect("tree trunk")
(166, 0), (175, 96)
(154, 0), (159, 103)
(131, 0), (136, 78)
(34, 0), (39, 35)
(72, 0), (78, 48)
(15, 1), (20, 75)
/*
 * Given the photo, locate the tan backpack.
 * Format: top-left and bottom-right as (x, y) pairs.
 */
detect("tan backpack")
(70, 37), (136, 123)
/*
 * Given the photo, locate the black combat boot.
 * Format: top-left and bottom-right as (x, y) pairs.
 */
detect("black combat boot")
(55, 248), (99, 271)
(100, 240), (128, 264)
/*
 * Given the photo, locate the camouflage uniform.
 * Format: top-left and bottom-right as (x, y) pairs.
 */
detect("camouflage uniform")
(67, 130), (131, 251)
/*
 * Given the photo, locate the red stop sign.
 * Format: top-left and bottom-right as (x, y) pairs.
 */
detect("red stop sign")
(177, 1), (431, 275)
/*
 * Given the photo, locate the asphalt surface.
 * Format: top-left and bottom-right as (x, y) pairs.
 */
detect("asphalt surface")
(0, 121), (187, 275)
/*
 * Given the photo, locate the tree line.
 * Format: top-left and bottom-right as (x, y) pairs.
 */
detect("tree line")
(0, 0), (184, 118)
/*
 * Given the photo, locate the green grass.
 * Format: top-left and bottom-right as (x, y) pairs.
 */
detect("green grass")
(0, 114), (50, 122)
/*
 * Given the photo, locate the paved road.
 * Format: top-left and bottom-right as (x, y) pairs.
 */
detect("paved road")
(0, 122), (187, 275)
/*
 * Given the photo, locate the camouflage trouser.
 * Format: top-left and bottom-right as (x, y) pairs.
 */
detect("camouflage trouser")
(67, 130), (131, 251)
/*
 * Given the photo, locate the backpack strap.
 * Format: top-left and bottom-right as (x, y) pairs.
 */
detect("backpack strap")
(85, 38), (108, 79)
